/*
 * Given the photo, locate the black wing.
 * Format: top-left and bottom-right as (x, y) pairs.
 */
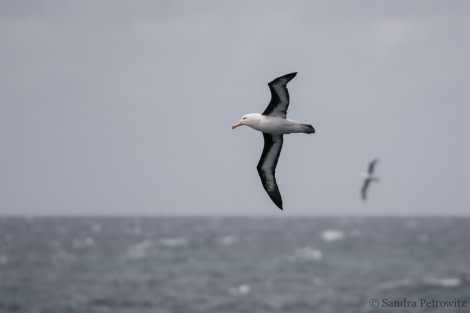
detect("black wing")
(361, 179), (370, 201)
(368, 159), (379, 174)
(257, 133), (284, 210)
(262, 72), (297, 118)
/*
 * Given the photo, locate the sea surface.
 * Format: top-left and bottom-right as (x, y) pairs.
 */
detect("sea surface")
(0, 216), (468, 313)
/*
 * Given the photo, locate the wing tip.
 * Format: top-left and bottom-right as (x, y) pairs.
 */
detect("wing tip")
(270, 194), (283, 210)
(282, 72), (297, 81)
(269, 72), (298, 85)
(274, 201), (283, 210)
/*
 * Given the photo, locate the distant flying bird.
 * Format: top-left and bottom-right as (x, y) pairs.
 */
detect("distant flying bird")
(231, 72), (315, 210)
(360, 159), (379, 201)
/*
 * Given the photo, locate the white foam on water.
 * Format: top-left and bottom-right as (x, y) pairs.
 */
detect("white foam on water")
(377, 278), (415, 290)
(293, 246), (323, 261)
(229, 284), (250, 296)
(321, 230), (344, 242)
(423, 277), (461, 288)
(379, 277), (462, 290)
(218, 235), (238, 246)
(73, 237), (95, 248)
(159, 237), (188, 248)
(125, 239), (153, 260)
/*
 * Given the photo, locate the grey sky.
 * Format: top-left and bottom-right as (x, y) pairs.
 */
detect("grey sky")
(1, 1), (469, 216)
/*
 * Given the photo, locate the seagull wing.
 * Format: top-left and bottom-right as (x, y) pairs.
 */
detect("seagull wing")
(257, 133), (284, 210)
(361, 179), (370, 201)
(262, 72), (297, 118)
(368, 159), (379, 174)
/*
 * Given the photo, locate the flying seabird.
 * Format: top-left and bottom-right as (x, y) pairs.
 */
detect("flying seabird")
(360, 159), (379, 201)
(231, 72), (315, 210)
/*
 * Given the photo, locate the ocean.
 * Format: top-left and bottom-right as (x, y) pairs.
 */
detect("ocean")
(0, 216), (468, 313)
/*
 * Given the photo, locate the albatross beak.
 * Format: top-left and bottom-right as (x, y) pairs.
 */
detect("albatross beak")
(231, 120), (243, 129)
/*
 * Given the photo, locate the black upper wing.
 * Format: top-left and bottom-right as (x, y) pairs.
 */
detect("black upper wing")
(257, 133), (284, 210)
(262, 72), (297, 118)
(361, 179), (370, 201)
(368, 159), (379, 174)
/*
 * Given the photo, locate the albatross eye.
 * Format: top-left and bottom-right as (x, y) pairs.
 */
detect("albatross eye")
(243, 117), (247, 120)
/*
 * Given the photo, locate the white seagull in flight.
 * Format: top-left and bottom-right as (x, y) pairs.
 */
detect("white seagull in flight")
(231, 72), (315, 210)
(360, 159), (379, 201)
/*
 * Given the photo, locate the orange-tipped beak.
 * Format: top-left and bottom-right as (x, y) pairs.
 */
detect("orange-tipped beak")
(231, 120), (243, 129)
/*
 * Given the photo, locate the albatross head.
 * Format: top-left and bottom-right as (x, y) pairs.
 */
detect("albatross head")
(232, 113), (261, 129)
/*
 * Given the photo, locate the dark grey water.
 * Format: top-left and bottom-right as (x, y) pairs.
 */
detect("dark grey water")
(0, 216), (468, 313)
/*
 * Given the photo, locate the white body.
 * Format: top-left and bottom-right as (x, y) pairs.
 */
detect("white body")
(234, 113), (308, 134)
(360, 172), (378, 181)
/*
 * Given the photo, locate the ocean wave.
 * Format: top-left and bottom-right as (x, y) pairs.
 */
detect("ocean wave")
(292, 246), (323, 261)
(218, 235), (238, 246)
(377, 278), (415, 290)
(321, 230), (344, 242)
(125, 240), (153, 260)
(378, 277), (462, 291)
(159, 237), (188, 248)
(423, 277), (461, 288)
(229, 284), (250, 296)
(72, 237), (95, 248)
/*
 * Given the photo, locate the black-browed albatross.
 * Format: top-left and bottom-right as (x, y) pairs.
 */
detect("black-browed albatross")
(360, 159), (379, 201)
(231, 72), (315, 210)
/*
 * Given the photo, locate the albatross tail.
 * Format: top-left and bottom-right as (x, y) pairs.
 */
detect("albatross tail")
(300, 124), (315, 134)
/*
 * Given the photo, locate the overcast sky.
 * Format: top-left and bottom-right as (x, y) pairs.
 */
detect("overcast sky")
(1, 1), (469, 216)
